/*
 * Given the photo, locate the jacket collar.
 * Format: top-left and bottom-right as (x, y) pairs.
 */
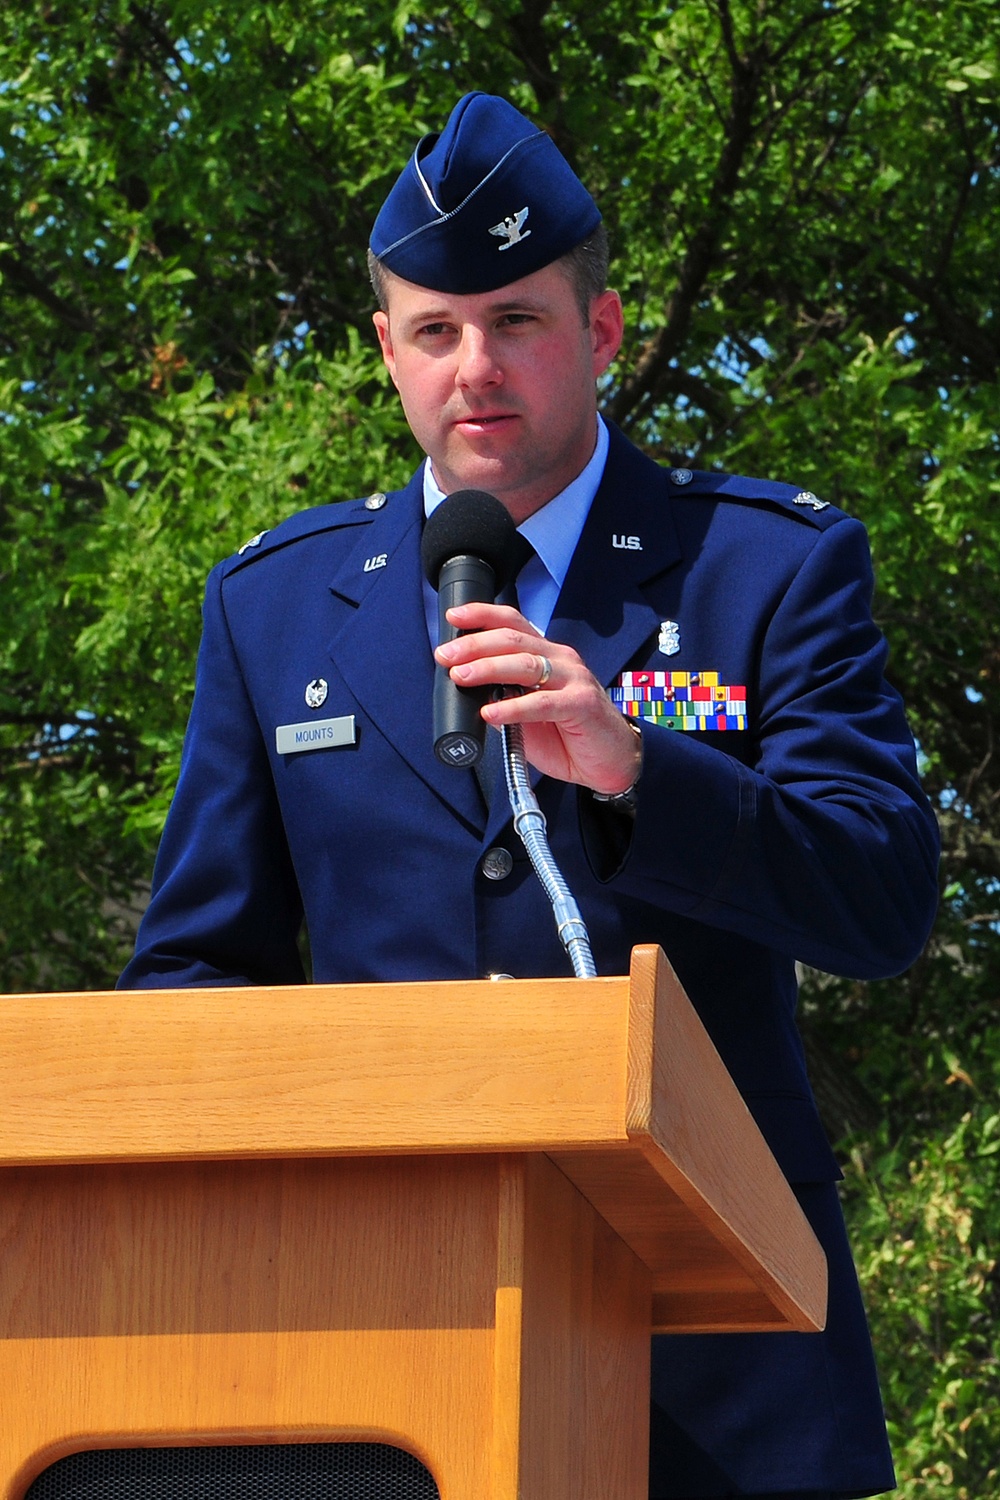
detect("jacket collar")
(551, 421), (683, 685)
(327, 424), (685, 837)
(327, 468), (487, 832)
(481, 425), (685, 840)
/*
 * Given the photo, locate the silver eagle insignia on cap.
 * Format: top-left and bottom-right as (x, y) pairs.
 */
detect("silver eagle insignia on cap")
(489, 207), (532, 251)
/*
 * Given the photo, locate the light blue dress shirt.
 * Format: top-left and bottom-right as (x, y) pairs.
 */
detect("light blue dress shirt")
(422, 415), (610, 646)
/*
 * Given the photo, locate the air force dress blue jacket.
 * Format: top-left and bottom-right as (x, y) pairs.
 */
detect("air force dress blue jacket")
(121, 422), (940, 1498)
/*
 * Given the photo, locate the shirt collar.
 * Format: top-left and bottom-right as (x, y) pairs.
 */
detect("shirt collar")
(421, 414), (610, 594)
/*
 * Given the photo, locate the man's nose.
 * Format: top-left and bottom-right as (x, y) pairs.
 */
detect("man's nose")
(455, 328), (502, 390)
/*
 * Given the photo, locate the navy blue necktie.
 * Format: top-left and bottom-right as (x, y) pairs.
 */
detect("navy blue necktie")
(476, 534), (536, 811)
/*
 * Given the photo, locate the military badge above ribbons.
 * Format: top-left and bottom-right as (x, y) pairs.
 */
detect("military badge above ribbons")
(657, 620), (680, 657)
(611, 671), (747, 731)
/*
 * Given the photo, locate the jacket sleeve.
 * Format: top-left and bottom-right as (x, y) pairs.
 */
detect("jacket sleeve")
(597, 517), (940, 978)
(118, 563), (306, 989)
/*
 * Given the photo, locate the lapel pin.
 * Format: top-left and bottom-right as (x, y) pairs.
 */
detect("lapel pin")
(305, 678), (328, 709)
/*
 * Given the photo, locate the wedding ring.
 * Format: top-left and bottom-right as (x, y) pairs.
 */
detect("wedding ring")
(535, 655), (553, 688)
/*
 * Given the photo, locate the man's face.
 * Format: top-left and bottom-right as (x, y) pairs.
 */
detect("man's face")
(373, 263), (623, 523)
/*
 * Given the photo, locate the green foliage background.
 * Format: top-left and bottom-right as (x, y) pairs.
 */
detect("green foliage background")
(2, 1), (998, 1490)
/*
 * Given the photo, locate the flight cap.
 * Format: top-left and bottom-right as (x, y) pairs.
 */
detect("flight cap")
(369, 92), (601, 294)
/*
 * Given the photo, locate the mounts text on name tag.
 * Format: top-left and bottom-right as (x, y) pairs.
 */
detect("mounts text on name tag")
(276, 716), (357, 755)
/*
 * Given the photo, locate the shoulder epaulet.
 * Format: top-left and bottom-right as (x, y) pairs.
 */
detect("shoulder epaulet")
(220, 491), (390, 575)
(665, 466), (846, 529)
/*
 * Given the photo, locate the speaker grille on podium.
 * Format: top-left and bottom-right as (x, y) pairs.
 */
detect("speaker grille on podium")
(25, 1443), (440, 1499)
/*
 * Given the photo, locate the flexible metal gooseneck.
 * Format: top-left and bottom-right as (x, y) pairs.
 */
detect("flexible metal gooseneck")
(500, 722), (597, 979)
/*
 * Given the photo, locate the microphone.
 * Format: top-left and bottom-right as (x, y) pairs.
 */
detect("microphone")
(420, 489), (522, 767)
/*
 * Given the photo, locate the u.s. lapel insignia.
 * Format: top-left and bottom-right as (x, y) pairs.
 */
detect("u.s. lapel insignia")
(657, 620), (680, 657)
(304, 678), (328, 709)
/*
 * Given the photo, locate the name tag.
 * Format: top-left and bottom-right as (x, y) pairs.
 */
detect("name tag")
(276, 715), (356, 755)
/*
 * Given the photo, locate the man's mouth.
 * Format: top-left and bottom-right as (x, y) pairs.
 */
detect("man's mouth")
(454, 412), (517, 430)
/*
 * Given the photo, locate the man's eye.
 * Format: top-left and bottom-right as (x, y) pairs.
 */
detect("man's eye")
(499, 313), (533, 327)
(419, 322), (450, 337)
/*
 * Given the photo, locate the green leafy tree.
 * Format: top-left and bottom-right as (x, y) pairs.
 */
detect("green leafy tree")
(848, 1106), (1000, 1498)
(2, 0), (999, 1481)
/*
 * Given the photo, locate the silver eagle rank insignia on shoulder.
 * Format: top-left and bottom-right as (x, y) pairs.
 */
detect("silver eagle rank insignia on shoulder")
(238, 530), (270, 555)
(664, 464), (843, 528)
(793, 490), (829, 512)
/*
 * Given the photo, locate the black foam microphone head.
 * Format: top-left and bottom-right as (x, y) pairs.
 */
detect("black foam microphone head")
(420, 489), (521, 593)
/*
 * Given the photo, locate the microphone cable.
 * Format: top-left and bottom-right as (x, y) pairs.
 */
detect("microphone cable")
(500, 716), (597, 980)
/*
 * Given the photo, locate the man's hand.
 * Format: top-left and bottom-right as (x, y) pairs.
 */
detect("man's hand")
(435, 601), (641, 795)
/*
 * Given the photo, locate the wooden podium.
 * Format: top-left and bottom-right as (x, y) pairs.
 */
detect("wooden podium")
(0, 945), (826, 1499)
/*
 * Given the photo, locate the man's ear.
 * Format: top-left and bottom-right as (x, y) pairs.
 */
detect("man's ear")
(590, 290), (624, 379)
(373, 311), (399, 387)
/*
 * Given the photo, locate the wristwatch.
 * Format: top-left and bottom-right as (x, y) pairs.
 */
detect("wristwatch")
(590, 721), (642, 815)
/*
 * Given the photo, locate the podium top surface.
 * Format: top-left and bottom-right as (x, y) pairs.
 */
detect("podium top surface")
(3, 967), (631, 1164)
(0, 946), (827, 1334)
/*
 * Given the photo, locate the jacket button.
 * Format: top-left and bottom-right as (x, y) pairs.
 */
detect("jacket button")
(481, 847), (514, 881)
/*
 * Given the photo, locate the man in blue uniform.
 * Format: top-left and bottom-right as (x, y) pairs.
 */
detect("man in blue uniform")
(121, 93), (940, 1497)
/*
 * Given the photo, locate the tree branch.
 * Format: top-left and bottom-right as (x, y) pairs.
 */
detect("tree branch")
(607, 35), (764, 425)
(504, 0), (560, 116)
(769, 1), (846, 69)
(931, 95), (982, 292)
(881, 262), (998, 379)
(0, 249), (93, 332)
